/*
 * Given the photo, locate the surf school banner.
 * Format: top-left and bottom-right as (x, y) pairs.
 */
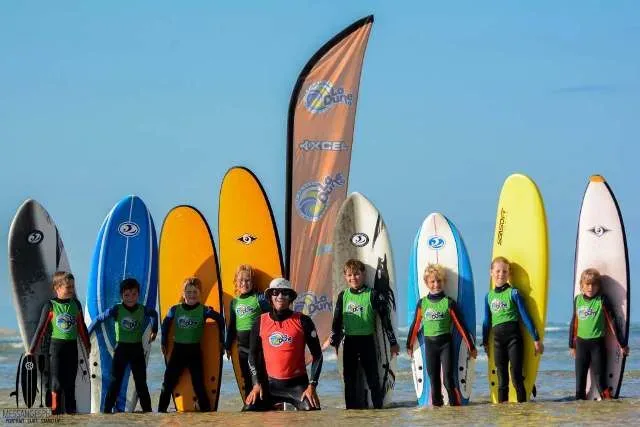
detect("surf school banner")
(285, 16), (373, 344)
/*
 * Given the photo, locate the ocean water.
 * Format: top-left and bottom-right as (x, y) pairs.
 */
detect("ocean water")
(1, 324), (639, 426)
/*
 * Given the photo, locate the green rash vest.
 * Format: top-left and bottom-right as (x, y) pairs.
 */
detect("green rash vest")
(342, 288), (375, 336)
(115, 304), (145, 343)
(421, 296), (451, 337)
(50, 300), (79, 340)
(488, 287), (518, 327)
(233, 294), (261, 332)
(174, 304), (204, 344)
(576, 295), (605, 339)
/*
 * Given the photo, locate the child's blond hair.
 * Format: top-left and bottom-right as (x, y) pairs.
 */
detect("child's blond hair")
(491, 256), (510, 269)
(423, 264), (446, 285)
(580, 268), (601, 290)
(234, 264), (254, 295)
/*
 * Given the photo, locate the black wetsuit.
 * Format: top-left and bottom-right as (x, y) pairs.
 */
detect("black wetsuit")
(29, 298), (90, 414)
(246, 309), (323, 411)
(330, 287), (397, 409)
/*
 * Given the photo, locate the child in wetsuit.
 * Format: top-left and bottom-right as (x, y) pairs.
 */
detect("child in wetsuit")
(87, 278), (158, 413)
(570, 268), (629, 400)
(158, 277), (224, 412)
(224, 265), (269, 400)
(482, 256), (544, 403)
(407, 264), (477, 406)
(329, 259), (400, 409)
(29, 272), (91, 414)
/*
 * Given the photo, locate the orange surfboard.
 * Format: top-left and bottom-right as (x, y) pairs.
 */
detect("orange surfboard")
(218, 167), (283, 401)
(158, 205), (223, 411)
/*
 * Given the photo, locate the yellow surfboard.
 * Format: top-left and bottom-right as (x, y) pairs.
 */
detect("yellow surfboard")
(158, 205), (223, 411)
(218, 167), (283, 402)
(488, 174), (549, 403)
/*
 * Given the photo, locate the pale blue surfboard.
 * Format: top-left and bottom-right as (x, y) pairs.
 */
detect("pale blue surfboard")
(408, 213), (475, 406)
(86, 195), (158, 413)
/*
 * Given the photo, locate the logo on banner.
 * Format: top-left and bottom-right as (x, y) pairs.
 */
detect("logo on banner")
(350, 233), (369, 247)
(293, 292), (332, 317)
(299, 140), (349, 152)
(316, 243), (333, 256)
(295, 173), (346, 221)
(427, 236), (445, 250)
(118, 222), (140, 237)
(303, 81), (353, 114)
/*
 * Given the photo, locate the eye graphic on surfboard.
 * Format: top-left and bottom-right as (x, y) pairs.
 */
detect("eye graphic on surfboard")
(588, 225), (610, 237)
(350, 233), (369, 247)
(237, 233), (258, 245)
(26, 230), (43, 245)
(118, 222), (140, 237)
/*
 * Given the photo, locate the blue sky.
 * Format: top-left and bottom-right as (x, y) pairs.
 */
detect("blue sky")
(1, 1), (638, 329)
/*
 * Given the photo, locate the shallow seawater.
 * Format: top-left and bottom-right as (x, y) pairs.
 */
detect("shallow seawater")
(1, 325), (639, 426)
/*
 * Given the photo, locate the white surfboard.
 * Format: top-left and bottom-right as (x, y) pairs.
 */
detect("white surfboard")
(408, 212), (475, 406)
(574, 175), (629, 399)
(332, 192), (397, 408)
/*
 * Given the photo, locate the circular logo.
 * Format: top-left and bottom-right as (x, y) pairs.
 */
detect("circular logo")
(295, 182), (327, 222)
(56, 313), (75, 332)
(427, 235), (445, 250)
(121, 317), (139, 331)
(593, 226), (605, 237)
(25, 361), (34, 371)
(118, 222), (140, 237)
(350, 233), (369, 247)
(27, 230), (43, 245)
(237, 233), (257, 245)
(304, 81), (334, 113)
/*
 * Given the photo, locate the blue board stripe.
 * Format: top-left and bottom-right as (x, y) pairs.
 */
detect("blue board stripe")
(446, 216), (475, 405)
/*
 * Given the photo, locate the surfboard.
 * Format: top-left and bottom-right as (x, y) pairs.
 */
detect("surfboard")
(331, 192), (397, 408)
(408, 212), (475, 406)
(574, 175), (629, 399)
(158, 205), (223, 411)
(489, 174), (548, 403)
(218, 166), (284, 402)
(86, 195), (158, 413)
(8, 199), (90, 412)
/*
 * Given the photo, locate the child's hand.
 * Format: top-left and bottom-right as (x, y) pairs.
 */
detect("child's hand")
(482, 344), (489, 355)
(407, 347), (413, 358)
(245, 384), (263, 405)
(569, 348), (576, 359)
(225, 350), (231, 360)
(534, 340), (544, 356)
(161, 345), (166, 355)
(149, 332), (157, 343)
(390, 344), (400, 357)
(622, 346), (630, 356)
(470, 347), (478, 359)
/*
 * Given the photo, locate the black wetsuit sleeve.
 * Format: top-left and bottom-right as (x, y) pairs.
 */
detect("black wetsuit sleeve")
(372, 289), (398, 346)
(448, 298), (475, 351)
(248, 317), (263, 386)
(301, 314), (323, 384)
(29, 302), (53, 353)
(569, 296), (578, 349)
(407, 298), (423, 350)
(602, 295), (627, 347)
(225, 300), (236, 350)
(329, 290), (345, 347)
(74, 299), (91, 351)
(160, 305), (176, 348)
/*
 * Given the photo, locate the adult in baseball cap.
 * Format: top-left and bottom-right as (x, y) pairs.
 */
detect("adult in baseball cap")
(244, 277), (322, 411)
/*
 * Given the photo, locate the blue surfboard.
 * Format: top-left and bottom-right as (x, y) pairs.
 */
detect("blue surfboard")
(86, 195), (158, 413)
(408, 213), (475, 406)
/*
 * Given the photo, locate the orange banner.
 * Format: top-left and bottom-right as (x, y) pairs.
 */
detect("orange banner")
(285, 16), (373, 344)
